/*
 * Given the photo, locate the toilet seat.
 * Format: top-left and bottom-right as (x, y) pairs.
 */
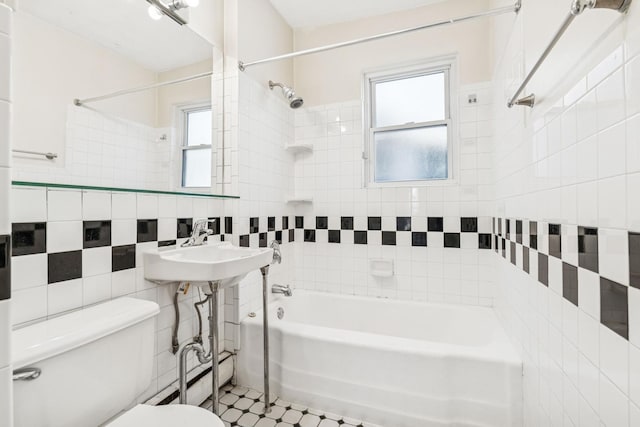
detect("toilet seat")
(107, 404), (225, 427)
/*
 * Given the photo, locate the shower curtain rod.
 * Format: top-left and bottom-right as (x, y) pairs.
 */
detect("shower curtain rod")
(508, 0), (633, 108)
(73, 71), (213, 106)
(238, 1), (522, 71)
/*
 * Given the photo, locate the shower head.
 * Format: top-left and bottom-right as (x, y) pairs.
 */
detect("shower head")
(269, 80), (304, 109)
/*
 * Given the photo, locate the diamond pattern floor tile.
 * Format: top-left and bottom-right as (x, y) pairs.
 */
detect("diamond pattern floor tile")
(204, 387), (382, 427)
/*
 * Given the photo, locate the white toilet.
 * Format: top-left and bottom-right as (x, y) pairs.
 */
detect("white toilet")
(12, 297), (224, 427)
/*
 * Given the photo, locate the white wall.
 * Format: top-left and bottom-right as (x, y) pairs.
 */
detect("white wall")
(0, 4), (13, 425)
(491, 0), (640, 425)
(294, 0), (493, 106)
(157, 59), (213, 128)
(12, 11), (158, 168)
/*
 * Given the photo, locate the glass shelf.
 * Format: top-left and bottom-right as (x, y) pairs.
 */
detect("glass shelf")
(11, 181), (240, 199)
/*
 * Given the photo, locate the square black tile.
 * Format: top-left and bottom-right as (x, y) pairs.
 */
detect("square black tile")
(83, 221), (112, 249)
(600, 277), (628, 339)
(239, 235), (250, 248)
(549, 224), (562, 258)
(0, 235), (10, 301)
(329, 230), (341, 244)
(368, 217), (381, 231)
(282, 216), (289, 230)
(259, 233), (267, 248)
(396, 217), (411, 232)
(158, 240), (176, 247)
(316, 217), (328, 230)
(530, 221), (538, 250)
(249, 218), (259, 234)
(224, 217), (233, 234)
(563, 263), (579, 306)
(412, 232), (427, 247)
(516, 220), (523, 244)
(510, 242), (516, 265)
(630, 233), (640, 289)
(382, 231), (396, 246)
(523, 247), (530, 274)
(137, 219), (158, 243)
(578, 227), (599, 273)
(341, 217), (354, 230)
(304, 230), (316, 243)
(48, 251), (82, 284)
(479, 234), (492, 249)
(112, 245), (136, 272)
(295, 216), (304, 229)
(461, 217), (478, 233)
(12, 223), (46, 256)
(354, 231), (368, 245)
(506, 219), (511, 239)
(428, 217), (443, 232)
(538, 253), (549, 287)
(288, 229), (295, 243)
(498, 219), (503, 237)
(177, 218), (193, 239)
(268, 217), (275, 232)
(494, 235), (499, 253)
(444, 233), (460, 248)
(275, 231), (283, 244)
(209, 217), (221, 235)
(501, 238), (506, 258)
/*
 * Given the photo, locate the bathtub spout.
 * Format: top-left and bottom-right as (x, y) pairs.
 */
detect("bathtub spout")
(272, 284), (292, 297)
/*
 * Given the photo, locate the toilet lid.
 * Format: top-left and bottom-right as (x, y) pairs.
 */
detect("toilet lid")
(107, 404), (225, 427)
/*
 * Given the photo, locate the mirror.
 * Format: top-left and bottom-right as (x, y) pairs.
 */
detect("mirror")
(12, 0), (217, 192)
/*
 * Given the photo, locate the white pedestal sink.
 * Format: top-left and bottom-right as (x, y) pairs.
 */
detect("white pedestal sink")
(142, 241), (274, 415)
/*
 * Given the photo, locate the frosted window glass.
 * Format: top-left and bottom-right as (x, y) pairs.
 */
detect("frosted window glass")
(186, 110), (212, 146)
(374, 72), (445, 128)
(182, 149), (211, 187)
(374, 126), (448, 182)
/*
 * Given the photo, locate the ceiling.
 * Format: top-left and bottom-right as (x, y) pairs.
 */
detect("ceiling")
(20, 0), (213, 72)
(269, 0), (451, 29)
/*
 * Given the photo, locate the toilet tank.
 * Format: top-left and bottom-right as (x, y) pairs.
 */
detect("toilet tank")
(12, 298), (160, 427)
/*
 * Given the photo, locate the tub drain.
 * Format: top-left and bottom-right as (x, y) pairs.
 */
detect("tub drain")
(277, 307), (285, 319)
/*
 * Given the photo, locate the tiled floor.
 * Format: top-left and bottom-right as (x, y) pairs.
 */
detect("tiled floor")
(201, 384), (382, 427)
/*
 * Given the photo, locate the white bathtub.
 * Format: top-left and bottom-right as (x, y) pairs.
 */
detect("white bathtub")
(238, 291), (522, 427)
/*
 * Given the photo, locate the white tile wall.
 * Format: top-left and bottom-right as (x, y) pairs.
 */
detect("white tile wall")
(224, 72), (296, 352)
(492, 2), (640, 425)
(288, 83), (496, 306)
(9, 186), (228, 403)
(0, 3), (12, 426)
(12, 106), (176, 191)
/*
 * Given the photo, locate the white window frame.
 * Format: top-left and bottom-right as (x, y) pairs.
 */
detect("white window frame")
(362, 56), (458, 187)
(178, 102), (212, 189)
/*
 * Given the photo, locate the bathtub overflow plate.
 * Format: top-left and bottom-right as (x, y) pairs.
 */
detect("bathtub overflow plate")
(277, 307), (284, 319)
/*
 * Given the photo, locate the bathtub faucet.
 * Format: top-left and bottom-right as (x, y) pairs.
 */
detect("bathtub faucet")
(272, 284), (292, 297)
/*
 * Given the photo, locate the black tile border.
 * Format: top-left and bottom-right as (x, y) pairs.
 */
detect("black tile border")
(48, 250), (82, 284)
(0, 235), (10, 300)
(83, 220), (112, 249)
(112, 244), (136, 272)
(495, 216), (639, 344)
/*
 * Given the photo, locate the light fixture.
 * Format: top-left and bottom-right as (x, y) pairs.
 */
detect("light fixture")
(145, 0), (199, 26)
(147, 5), (163, 20)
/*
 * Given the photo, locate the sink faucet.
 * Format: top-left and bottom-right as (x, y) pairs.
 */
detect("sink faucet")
(181, 219), (216, 247)
(272, 284), (292, 297)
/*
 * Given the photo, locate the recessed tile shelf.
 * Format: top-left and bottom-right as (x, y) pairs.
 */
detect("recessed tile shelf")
(285, 197), (313, 204)
(284, 143), (313, 154)
(11, 181), (240, 199)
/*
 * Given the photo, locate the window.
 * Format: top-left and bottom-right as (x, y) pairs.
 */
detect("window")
(181, 105), (212, 188)
(364, 60), (454, 184)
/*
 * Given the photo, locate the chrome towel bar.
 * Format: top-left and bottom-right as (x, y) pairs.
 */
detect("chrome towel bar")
(12, 149), (58, 160)
(508, 0), (633, 108)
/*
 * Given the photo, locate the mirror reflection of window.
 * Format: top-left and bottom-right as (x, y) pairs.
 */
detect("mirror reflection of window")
(181, 105), (212, 188)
